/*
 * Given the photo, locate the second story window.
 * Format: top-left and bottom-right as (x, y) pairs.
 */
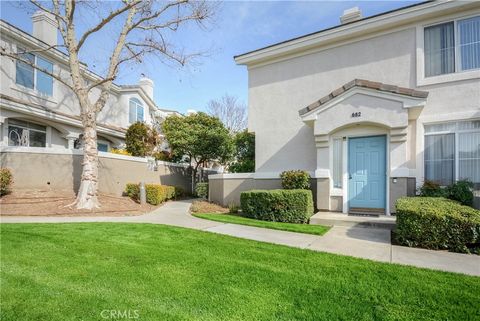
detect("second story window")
(15, 48), (53, 96)
(129, 98), (144, 123)
(424, 15), (480, 77)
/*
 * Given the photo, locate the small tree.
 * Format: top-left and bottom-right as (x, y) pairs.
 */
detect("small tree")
(206, 94), (247, 133)
(125, 122), (160, 157)
(229, 130), (255, 173)
(162, 112), (233, 191)
(1, 1), (215, 209)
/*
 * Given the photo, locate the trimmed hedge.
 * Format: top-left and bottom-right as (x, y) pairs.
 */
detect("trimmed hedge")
(396, 197), (480, 254)
(280, 170), (311, 190)
(125, 183), (176, 205)
(0, 168), (13, 196)
(240, 189), (314, 224)
(195, 182), (208, 199)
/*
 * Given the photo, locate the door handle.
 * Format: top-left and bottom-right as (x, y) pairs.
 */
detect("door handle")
(349, 174), (352, 179)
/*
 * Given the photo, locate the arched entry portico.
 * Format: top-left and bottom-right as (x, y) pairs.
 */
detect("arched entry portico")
(299, 79), (428, 215)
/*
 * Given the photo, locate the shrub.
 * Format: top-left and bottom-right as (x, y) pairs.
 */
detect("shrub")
(417, 180), (446, 197)
(0, 168), (13, 196)
(111, 148), (132, 156)
(395, 197), (480, 253)
(240, 189), (314, 224)
(145, 184), (175, 205)
(125, 183), (140, 200)
(125, 183), (176, 205)
(446, 180), (474, 206)
(174, 186), (186, 198)
(125, 122), (160, 157)
(280, 170), (311, 190)
(195, 182), (208, 199)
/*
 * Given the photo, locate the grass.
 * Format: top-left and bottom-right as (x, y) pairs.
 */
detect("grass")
(193, 212), (330, 236)
(1, 223), (479, 321)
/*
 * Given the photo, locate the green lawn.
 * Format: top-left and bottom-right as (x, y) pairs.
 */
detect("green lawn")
(193, 212), (330, 236)
(1, 224), (479, 321)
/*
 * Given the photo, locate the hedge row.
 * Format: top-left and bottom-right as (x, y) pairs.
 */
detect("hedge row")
(125, 183), (184, 205)
(240, 189), (314, 224)
(395, 197), (480, 254)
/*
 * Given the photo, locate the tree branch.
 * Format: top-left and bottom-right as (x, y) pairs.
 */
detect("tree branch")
(93, 3), (137, 112)
(76, 0), (141, 51)
(29, 0), (66, 22)
(0, 48), (73, 90)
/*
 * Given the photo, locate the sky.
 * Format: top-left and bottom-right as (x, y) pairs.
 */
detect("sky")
(0, 0), (421, 114)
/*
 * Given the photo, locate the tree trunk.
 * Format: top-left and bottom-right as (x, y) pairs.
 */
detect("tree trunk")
(74, 112), (100, 209)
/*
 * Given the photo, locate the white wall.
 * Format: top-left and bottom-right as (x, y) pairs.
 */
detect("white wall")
(248, 14), (480, 177)
(0, 30), (154, 131)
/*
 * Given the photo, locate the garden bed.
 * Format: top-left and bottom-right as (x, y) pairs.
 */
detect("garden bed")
(0, 189), (156, 216)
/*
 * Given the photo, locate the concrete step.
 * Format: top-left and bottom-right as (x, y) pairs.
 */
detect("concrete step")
(310, 212), (396, 230)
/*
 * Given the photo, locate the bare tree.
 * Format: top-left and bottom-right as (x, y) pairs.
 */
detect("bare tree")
(206, 94), (247, 133)
(0, 0), (215, 209)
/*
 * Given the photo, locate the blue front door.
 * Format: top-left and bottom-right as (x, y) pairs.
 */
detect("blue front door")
(348, 136), (386, 209)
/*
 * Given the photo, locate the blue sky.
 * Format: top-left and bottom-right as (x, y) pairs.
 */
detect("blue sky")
(1, 1), (420, 113)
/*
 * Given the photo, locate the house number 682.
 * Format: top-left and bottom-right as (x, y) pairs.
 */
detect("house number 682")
(351, 112), (361, 118)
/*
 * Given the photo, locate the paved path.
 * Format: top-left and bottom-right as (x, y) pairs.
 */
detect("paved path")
(2, 200), (479, 276)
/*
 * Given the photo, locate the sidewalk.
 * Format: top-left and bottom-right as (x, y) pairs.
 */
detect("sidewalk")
(1, 199), (479, 276)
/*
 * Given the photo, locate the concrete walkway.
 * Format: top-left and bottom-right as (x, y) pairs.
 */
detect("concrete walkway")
(1, 199), (479, 276)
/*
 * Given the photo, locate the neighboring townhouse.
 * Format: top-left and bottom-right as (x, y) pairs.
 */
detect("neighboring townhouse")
(210, 0), (480, 212)
(0, 11), (180, 153)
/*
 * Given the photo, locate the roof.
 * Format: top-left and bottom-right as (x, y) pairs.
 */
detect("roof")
(0, 19), (181, 115)
(234, 1), (430, 60)
(298, 79), (429, 116)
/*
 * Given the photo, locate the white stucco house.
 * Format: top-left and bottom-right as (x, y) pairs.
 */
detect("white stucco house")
(0, 11), (180, 153)
(210, 0), (480, 213)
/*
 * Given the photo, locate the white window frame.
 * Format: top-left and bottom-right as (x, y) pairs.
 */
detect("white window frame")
(416, 12), (480, 86)
(129, 98), (144, 123)
(15, 47), (54, 97)
(424, 119), (480, 185)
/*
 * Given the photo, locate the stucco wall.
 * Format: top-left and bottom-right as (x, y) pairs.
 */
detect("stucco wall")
(0, 28), (155, 133)
(248, 22), (479, 177)
(0, 149), (192, 196)
(209, 175), (320, 209)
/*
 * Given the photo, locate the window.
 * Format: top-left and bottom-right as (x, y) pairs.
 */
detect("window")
(15, 48), (53, 96)
(97, 142), (109, 152)
(424, 15), (480, 77)
(129, 98), (144, 123)
(332, 138), (343, 188)
(8, 119), (47, 147)
(424, 120), (480, 185)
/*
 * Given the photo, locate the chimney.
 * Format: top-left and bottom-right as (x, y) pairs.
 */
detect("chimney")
(139, 77), (154, 100)
(340, 7), (362, 24)
(32, 11), (58, 46)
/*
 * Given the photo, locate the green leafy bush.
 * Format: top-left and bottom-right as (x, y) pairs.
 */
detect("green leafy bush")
(417, 180), (446, 197)
(240, 189), (314, 224)
(0, 168), (13, 196)
(396, 197), (480, 253)
(174, 186), (186, 198)
(280, 170), (311, 190)
(446, 180), (474, 206)
(125, 122), (160, 157)
(125, 183), (176, 205)
(195, 182), (208, 199)
(125, 183), (140, 200)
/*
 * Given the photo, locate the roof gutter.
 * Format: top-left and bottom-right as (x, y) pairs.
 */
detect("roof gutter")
(234, 0), (474, 66)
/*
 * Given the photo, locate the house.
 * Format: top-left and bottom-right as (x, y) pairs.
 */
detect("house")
(0, 11), (180, 153)
(209, 0), (480, 213)
(0, 11), (195, 196)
